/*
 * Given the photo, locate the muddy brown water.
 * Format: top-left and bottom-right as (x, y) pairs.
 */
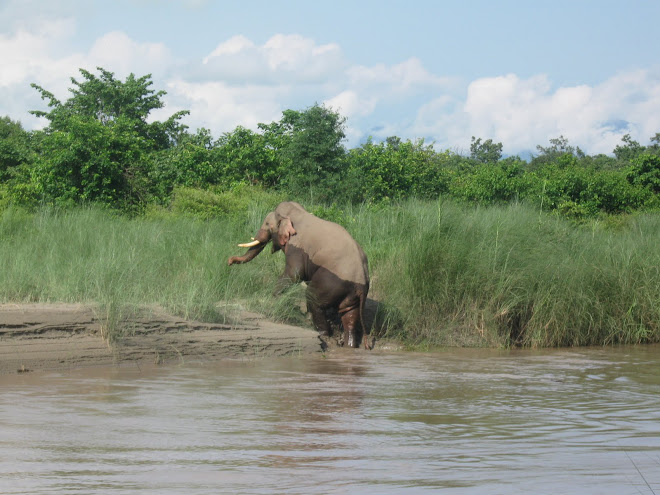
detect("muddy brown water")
(1, 347), (659, 494)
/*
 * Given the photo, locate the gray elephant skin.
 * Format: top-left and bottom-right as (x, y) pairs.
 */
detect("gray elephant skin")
(228, 201), (371, 349)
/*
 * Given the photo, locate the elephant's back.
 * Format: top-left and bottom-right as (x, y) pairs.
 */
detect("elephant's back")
(296, 216), (369, 285)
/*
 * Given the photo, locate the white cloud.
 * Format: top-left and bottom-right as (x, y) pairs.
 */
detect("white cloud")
(348, 57), (451, 95)
(320, 58), (458, 144)
(201, 33), (345, 85)
(0, 19), (85, 127)
(89, 31), (172, 78)
(165, 79), (284, 134)
(412, 71), (660, 155)
(0, 20), (175, 127)
(173, 34), (350, 134)
(191, 36), (458, 140)
(203, 35), (254, 61)
(0, 19), (78, 88)
(324, 90), (377, 119)
(323, 90), (380, 144)
(0, 0), (81, 32)
(2, 15), (659, 156)
(262, 34), (345, 83)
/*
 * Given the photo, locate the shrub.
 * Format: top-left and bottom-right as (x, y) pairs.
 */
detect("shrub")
(165, 185), (283, 220)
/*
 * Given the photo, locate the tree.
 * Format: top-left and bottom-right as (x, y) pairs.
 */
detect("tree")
(214, 126), (281, 187)
(268, 104), (347, 200)
(647, 133), (660, 155)
(0, 116), (32, 180)
(469, 136), (503, 163)
(613, 134), (644, 162)
(386, 136), (402, 151)
(149, 128), (217, 197)
(536, 135), (583, 157)
(530, 135), (585, 169)
(343, 137), (452, 203)
(31, 67), (189, 148)
(627, 154), (660, 196)
(29, 67), (189, 209)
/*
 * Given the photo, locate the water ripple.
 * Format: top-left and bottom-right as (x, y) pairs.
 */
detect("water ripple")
(1, 347), (659, 494)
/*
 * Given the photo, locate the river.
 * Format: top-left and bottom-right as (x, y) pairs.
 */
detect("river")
(1, 347), (659, 494)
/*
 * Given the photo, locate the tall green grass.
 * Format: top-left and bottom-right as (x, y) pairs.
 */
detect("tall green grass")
(351, 200), (660, 347)
(1, 199), (659, 347)
(0, 205), (284, 338)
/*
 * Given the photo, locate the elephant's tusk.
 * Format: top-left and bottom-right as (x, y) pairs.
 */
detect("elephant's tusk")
(238, 239), (261, 248)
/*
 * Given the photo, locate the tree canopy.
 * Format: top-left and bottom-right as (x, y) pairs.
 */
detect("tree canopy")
(1, 67), (660, 220)
(26, 68), (189, 209)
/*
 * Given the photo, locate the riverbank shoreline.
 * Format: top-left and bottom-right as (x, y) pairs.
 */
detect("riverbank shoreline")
(0, 303), (327, 374)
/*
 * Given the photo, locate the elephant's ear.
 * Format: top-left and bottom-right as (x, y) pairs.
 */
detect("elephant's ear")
(278, 217), (296, 247)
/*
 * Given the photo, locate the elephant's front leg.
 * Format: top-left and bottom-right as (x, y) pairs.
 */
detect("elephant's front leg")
(307, 297), (333, 337)
(273, 250), (305, 296)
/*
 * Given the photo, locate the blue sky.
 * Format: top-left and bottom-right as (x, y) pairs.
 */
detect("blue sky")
(2, 0), (659, 155)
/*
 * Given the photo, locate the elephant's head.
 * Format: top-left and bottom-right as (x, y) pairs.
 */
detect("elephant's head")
(227, 207), (297, 265)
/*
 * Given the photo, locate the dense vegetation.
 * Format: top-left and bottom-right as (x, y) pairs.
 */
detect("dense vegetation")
(2, 201), (658, 348)
(2, 67), (660, 218)
(1, 68), (659, 348)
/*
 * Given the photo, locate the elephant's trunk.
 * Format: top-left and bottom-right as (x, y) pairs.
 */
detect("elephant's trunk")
(227, 229), (270, 265)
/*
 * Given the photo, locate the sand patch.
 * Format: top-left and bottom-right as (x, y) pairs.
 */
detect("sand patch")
(0, 303), (322, 374)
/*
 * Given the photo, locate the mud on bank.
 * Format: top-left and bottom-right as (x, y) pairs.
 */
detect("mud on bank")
(0, 304), (324, 374)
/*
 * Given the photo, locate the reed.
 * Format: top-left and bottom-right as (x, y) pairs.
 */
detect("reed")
(1, 200), (659, 347)
(352, 199), (660, 347)
(0, 206), (280, 337)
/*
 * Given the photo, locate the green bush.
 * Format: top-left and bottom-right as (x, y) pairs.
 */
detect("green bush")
(449, 161), (529, 204)
(344, 138), (453, 203)
(628, 154), (660, 196)
(164, 185), (284, 220)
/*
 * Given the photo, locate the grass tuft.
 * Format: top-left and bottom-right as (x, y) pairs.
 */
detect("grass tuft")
(1, 198), (659, 348)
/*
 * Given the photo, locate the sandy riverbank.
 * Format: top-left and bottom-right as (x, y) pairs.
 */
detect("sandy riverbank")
(0, 303), (325, 374)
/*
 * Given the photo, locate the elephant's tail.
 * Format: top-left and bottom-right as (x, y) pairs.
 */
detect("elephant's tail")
(359, 286), (371, 350)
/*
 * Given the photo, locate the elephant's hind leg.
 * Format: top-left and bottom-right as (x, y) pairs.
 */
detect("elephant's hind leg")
(339, 305), (362, 348)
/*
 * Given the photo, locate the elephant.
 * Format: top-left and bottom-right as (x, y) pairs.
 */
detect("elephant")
(228, 201), (371, 349)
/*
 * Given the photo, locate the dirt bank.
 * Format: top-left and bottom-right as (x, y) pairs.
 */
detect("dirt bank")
(0, 304), (324, 374)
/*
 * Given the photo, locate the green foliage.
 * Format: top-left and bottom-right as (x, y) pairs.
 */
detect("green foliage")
(28, 67), (188, 211)
(308, 203), (351, 225)
(627, 154), (660, 196)
(614, 134), (645, 162)
(1, 67), (659, 222)
(165, 184), (283, 220)
(533, 135), (585, 165)
(271, 104), (346, 201)
(214, 126), (281, 187)
(345, 138), (452, 203)
(0, 117), (39, 210)
(168, 187), (238, 219)
(523, 154), (650, 219)
(0, 207), (243, 326)
(150, 128), (218, 196)
(0, 117), (32, 179)
(31, 67), (188, 148)
(33, 116), (151, 208)
(469, 136), (503, 163)
(450, 160), (528, 204)
(2, 201), (660, 348)
(649, 133), (660, 155)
